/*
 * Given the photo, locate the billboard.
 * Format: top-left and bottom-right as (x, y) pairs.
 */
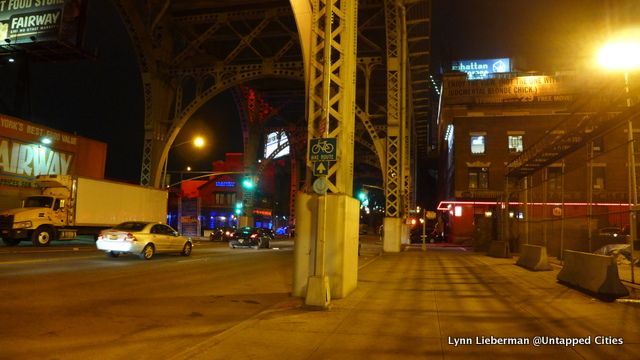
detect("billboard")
(0, 0), (85, 47)
(0, 137), (73, 177)
(451, 58), (511, 80)
(0, 114), (107, 183)
(443, 75), (577, 105)
(264, 131), (289, 159)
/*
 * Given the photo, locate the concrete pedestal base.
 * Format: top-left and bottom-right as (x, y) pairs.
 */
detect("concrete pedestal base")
(383, 217), (402, 253)
(305, 275), (331, 309)
(238, 215), (253, 228)
(293, 192), (359, 300)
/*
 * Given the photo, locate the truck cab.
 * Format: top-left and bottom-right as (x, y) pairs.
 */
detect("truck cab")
(0, 176), (73, 246)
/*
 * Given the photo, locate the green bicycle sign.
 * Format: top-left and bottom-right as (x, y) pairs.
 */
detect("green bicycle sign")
(309, 138), (337, 161)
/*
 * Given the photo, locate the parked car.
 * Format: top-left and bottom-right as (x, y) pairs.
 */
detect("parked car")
(598, 225), (640, 245)
(598, 226), (626, 244)
(96, 221), (192, 260)
(210, 226), (237, 242)
(229, 227), (271, 249)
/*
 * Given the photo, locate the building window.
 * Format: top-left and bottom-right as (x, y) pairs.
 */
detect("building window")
(470, 135), (485, 154)
(547, 167), (562, 191)
(508, 135), (523, 153)
(592, 137), (603, 153)
(468, 167), (489, 189)
(592, 166), (605, 190)
(214, 192), (236, 205)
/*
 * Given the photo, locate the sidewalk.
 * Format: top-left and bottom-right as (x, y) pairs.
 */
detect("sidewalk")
(172, 244), (640, 359)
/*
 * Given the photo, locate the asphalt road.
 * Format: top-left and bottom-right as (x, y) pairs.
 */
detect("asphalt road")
(0, 238), (296, 360)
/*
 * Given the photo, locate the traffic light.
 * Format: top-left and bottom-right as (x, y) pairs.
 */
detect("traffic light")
(242, 176), (255, 190)
(235, 201), (243, 215)
(357, 189), (368, 202)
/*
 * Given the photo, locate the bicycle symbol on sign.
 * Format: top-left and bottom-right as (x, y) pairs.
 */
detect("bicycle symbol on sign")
(311, 140), (335, 155)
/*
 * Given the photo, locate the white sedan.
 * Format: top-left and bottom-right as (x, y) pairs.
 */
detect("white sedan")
(96, 222), (192, 260)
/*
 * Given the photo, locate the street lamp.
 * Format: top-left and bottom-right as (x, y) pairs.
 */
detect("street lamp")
(597, 31), (640, 283)
(162, 136), (205, 188)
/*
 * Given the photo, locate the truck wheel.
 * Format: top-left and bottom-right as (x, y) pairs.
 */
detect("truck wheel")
(107, 251), (120, 258)
(2, 238), (20, 246)
(32, 227), (53, 247)
(139, 244), (154, 260)
(181, 242), (192, 256)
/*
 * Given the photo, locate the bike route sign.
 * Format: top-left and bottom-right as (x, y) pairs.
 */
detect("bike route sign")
(309, 138), (337, 161)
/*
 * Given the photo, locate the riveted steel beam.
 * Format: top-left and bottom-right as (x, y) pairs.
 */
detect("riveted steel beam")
(305, 0), (358, 195)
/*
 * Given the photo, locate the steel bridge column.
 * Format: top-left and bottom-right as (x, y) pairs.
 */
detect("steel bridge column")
(400, 4), (412, 223)
(292, 0), (359, 307)
(112, 1), (175, 188)
(146, 77), (176, 188)
(383, 0), (408, 252)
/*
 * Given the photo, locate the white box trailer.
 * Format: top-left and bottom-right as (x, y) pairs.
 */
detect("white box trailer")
(0, 175), (168, 246)
(72, 177), (167, 226)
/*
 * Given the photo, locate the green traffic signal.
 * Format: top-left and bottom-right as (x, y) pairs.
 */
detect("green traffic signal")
(242, 177), (255, 189)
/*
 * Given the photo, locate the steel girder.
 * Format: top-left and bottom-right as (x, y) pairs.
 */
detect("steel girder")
(112, 0), (176, 187)
(304, 0), (358, 195)
(112, 1), (430, 218)
(384, 0), (405, 218)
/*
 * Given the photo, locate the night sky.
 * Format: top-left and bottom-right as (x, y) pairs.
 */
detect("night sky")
(1, 0), (638, 184)
(433, 0), (638, 72)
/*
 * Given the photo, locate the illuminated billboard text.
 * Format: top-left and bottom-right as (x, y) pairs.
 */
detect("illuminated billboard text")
(0, 0), (83, 45)
(0, 138), (73, 177)
(215, 181), (236, 187)
(1, 116), (77, 145)
(444, 75), (576, 104)
(451, 58), (511, 80)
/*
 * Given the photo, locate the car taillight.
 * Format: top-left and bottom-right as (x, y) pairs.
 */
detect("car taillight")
(225, 231), (231, 236)
(125, 233), (137, 242)
(251, 233), (257, 238)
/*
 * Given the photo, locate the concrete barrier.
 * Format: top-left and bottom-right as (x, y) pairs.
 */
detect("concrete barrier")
(557, 250), (629, 298)
(487, 241), (511, 258)
(516, 244), (552, 271)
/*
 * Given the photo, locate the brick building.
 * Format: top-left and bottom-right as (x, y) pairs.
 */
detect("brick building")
(437, 71), (636, 255)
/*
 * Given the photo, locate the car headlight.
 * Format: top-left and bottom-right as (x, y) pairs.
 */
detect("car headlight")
(14, 221), (33, 229)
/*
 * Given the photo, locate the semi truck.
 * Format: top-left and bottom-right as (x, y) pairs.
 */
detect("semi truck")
(0, 175), (168, 246)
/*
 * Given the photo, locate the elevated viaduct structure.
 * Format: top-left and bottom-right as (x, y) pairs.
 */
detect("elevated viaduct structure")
(112, 0), (434, 256)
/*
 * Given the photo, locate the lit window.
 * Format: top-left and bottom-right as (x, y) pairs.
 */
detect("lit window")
(471, 135), (485, 154)
(454, 206), (462, 217)
(468, 167), (489, 189)
(592, 137), (603, 153)
(508, 135), (523, 153)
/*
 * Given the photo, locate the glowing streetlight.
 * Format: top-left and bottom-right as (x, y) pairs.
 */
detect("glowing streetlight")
(193, 136), (205, 148)
(162, 136), (206, 188)
(597, 39), (640, 71)
(596, 31), (640, 283)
